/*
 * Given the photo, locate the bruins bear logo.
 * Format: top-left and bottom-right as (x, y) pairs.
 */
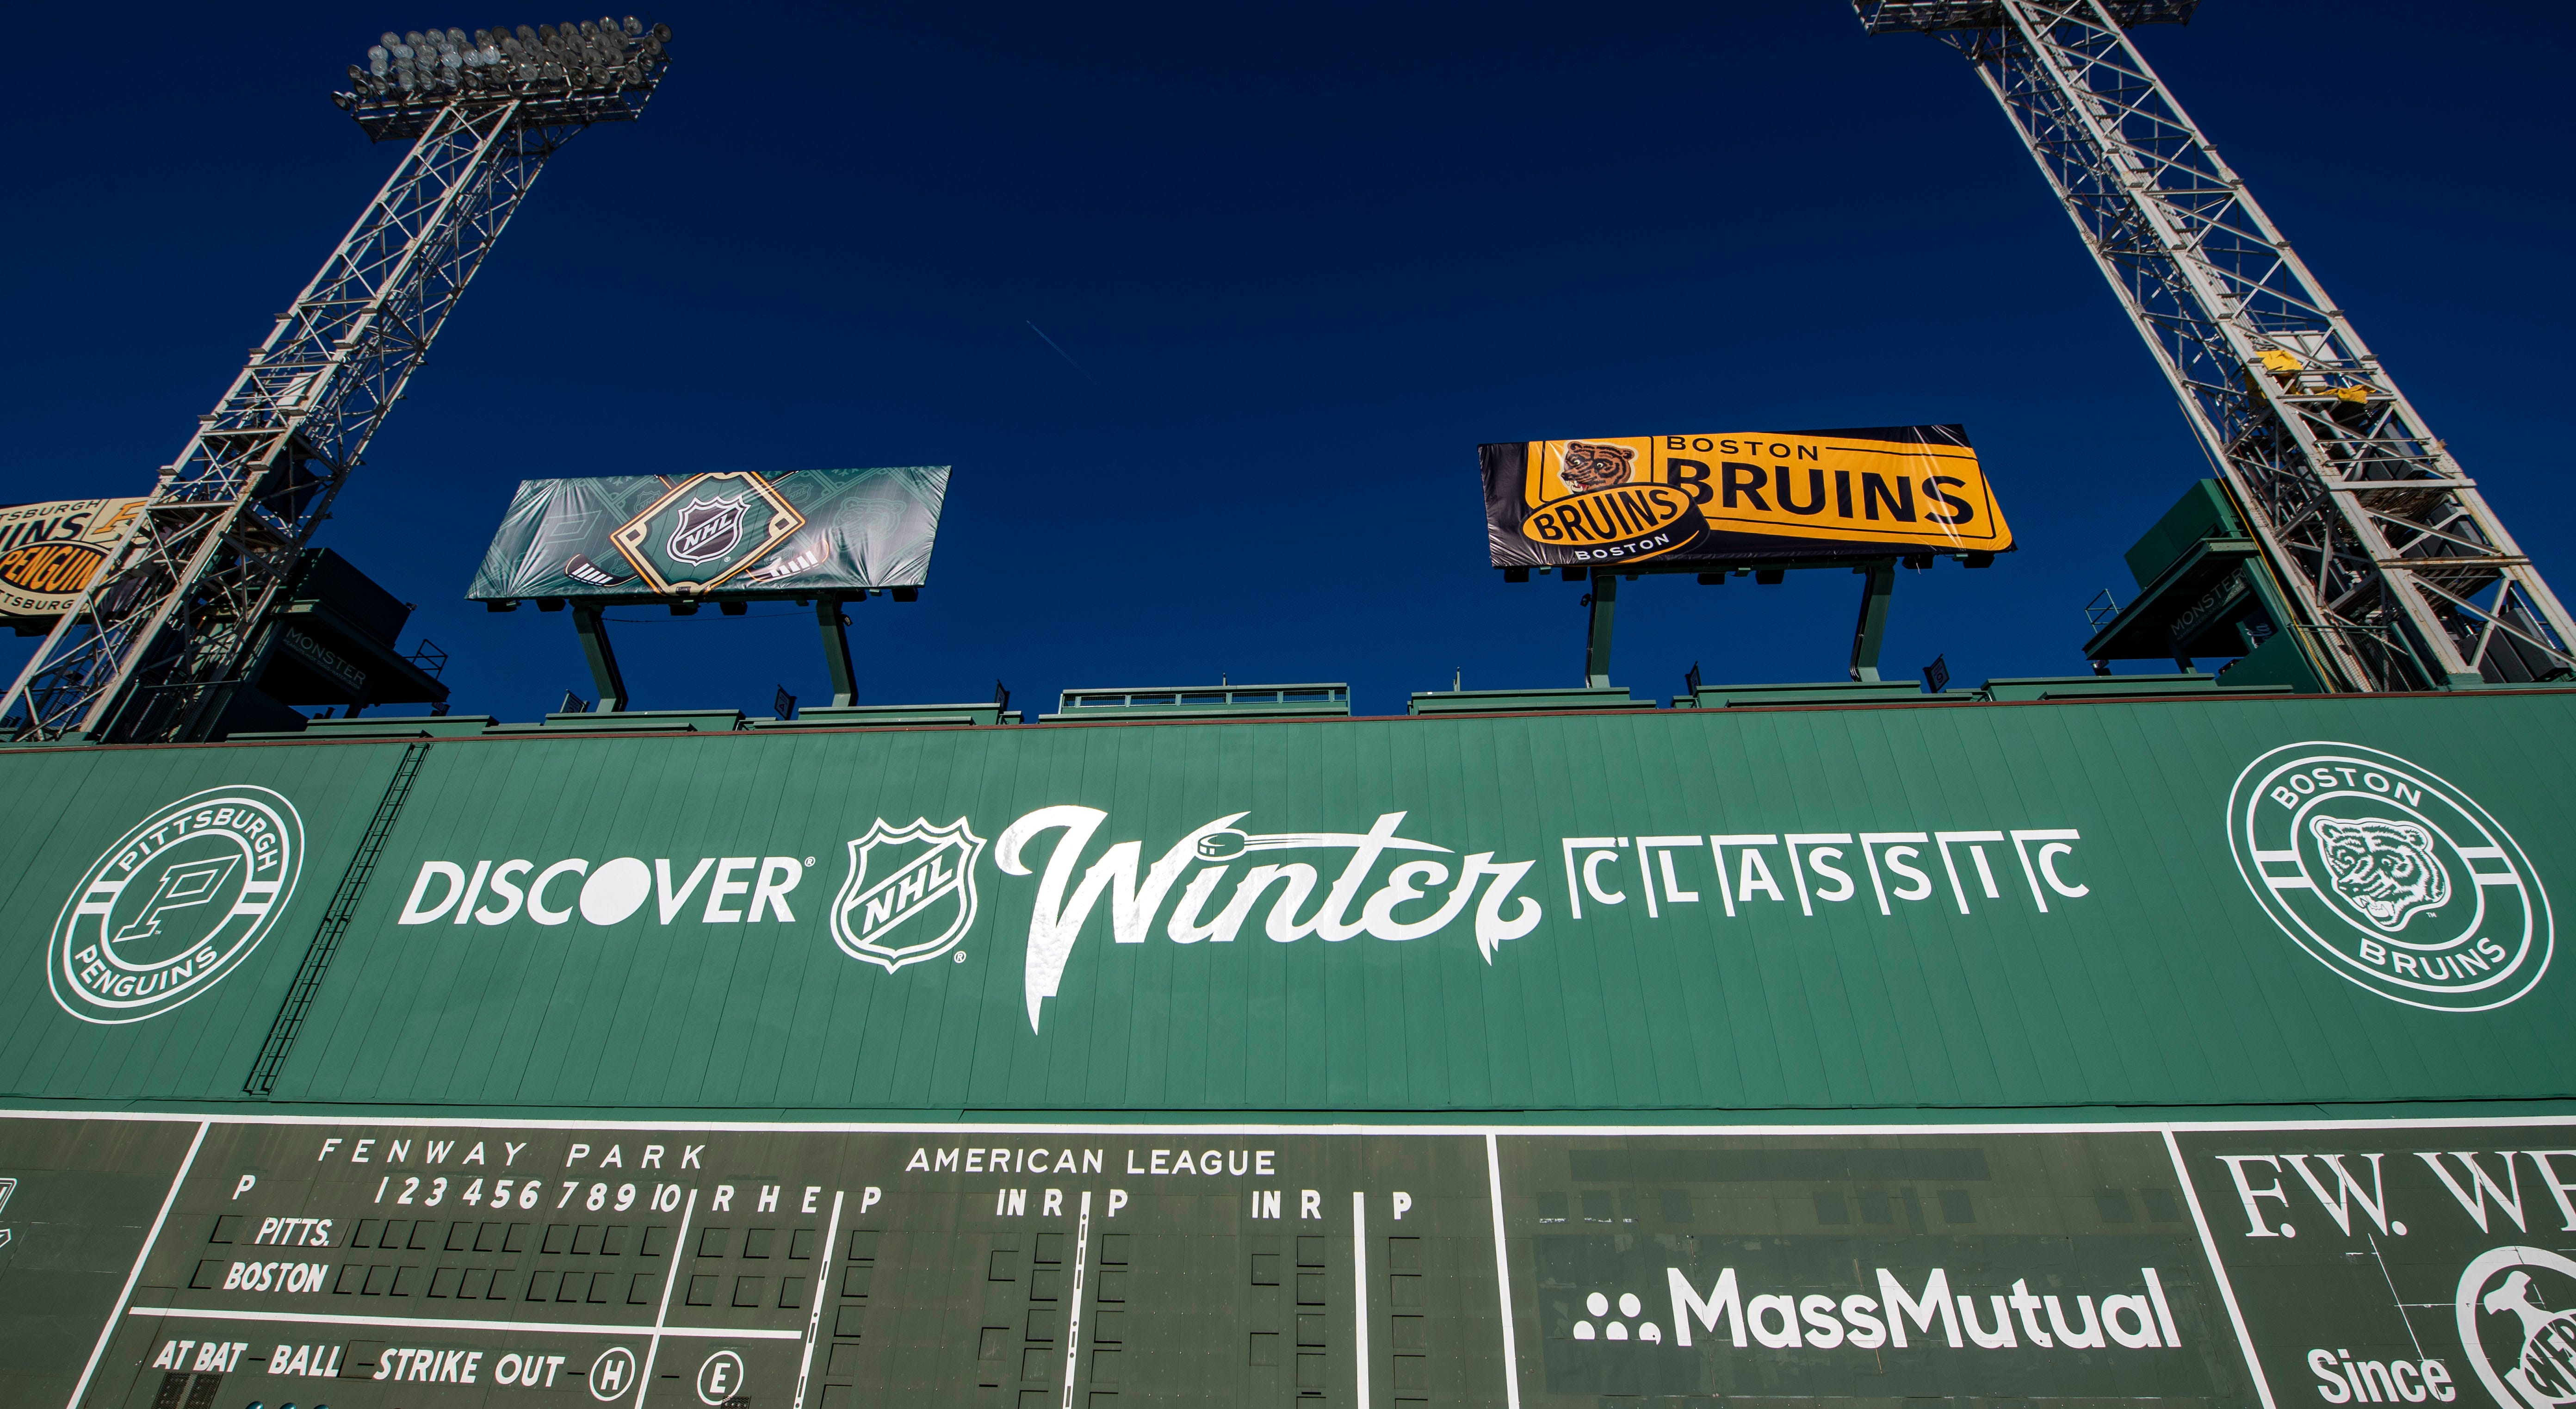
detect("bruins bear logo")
(2311, 815), (2452, 932)
(1559, 440), (1635, 492)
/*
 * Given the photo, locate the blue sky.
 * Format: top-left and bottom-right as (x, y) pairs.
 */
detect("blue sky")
(3, 2), (2567, 720)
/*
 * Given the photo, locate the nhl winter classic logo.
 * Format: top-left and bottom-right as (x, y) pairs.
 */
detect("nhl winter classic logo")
(830, 817), (986, 972)
(2227, 741), (2551, 1012)
(49, 785), (304, 1024)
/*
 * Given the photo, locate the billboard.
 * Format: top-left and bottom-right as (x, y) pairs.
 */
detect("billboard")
(466, 466), (947, 601)
(1481, 426), (2013, 570)
(0, 496), (143, 621)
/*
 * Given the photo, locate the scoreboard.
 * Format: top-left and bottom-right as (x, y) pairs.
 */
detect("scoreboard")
(10, 1112), (2576, 1409)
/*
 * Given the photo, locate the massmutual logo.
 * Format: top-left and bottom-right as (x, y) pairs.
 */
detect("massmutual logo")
(830, 817), (987, 971)
(49, 785), (304, 1024)
(2227, 741), (2551, 1012)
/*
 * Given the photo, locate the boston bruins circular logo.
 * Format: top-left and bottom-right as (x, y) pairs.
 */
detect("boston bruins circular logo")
(48, 785), (304, 1024)
(2227, 741), (2551, 1012)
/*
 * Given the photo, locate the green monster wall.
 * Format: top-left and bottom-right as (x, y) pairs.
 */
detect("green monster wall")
(9, 692), (2576, 1409)
(2, 689), (2569, 1120)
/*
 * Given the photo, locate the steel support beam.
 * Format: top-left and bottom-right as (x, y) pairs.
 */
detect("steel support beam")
(1, 30), (670, 742)
(1582, 572), (1618, 688)
(819, 595), (859, 707)
(571, 603), (628, 713)
(1860, 0), (2574, 690)
(1849, 560), (1897, 682)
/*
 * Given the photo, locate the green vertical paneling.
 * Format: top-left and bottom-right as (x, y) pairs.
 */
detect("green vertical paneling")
(0, 741), (412, 1101)
(4, 690), (2572, 1116)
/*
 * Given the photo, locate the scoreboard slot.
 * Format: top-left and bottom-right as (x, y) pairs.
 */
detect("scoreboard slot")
(56, 1123), (1535, 1407)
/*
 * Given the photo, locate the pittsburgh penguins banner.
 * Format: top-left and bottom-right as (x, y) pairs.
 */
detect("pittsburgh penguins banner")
(1482, 426), (2014, 570)
(467, 466), (948, 601)
(0, 496), (144, 621)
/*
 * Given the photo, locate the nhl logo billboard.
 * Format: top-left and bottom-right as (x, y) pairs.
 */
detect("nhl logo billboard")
(830, 817), (987, 972)
(465, 464), (947, 603)
(2227, 741), (2552, 1012)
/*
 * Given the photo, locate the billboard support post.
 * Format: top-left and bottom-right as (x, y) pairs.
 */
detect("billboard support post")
(818, 595), (858, 707)
(1582, 572), (1617, 688)
(571, 604), (627, 714)
(1850, 560), (1897, 683)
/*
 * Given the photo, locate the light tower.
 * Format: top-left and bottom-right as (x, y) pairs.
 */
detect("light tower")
(1857, 1), (2574, 691)
(0, 19), (673, 742)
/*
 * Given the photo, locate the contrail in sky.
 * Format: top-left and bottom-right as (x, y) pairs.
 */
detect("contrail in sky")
(1026, 321), (1098, 383)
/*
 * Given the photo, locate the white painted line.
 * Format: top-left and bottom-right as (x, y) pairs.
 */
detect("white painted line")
(1352, 1189), (1370, 1409)
(70, 1120), (207, 1409)
(7, 1107), (2576, 1137)
(2164, 1127), (2277, 1409)
(1483, 1132), (1522, 1409)
(635, 1184), (702, 1406)
(1062, 1189), (1093, 1409)
(124, 1303), (800, 1340)
(793, 1188), (845, 1409)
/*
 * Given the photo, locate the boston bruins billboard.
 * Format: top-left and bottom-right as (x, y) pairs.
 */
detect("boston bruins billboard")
(1481, 425), (2014, 570)
(465, 465), (946, 602)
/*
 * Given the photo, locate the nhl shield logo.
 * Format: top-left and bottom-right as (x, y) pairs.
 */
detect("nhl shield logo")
(607, 471), (806, 594)
(666, 493), (749, 565)
(830, 817), (987, 972)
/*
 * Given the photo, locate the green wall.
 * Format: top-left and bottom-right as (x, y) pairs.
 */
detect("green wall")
(2, 690), (2569, 1117)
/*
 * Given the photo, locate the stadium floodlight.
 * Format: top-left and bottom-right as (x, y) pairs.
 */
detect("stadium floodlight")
(0, 19), (675, 743)
(335, 14), (670, 141)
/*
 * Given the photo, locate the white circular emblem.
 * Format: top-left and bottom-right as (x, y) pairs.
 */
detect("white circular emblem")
(2456, 1246), (2576, 1408)
(2227, 741), (2551, 1012)
(48, 785), (304, 1024)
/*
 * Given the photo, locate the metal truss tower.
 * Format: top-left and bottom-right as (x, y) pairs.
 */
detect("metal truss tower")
(1858, 1), (2574, 691)
(2, 20), (671, 742)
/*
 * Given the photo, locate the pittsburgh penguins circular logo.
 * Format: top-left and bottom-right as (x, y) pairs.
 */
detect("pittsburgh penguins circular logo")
(2227, 741), (2551, 1012)
(48, 786), (304, 1024)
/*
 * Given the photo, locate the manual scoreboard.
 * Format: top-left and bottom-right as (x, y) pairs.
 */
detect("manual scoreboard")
(9, 1113), (2575, 1408)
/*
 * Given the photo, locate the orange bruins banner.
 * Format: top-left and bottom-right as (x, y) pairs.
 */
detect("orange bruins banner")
(0, 496), (143, 621)
(1482, 425), (2013, 570)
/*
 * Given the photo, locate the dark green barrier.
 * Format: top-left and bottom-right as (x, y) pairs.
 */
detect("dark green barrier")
(0, 689), (2569, 1114)
(26, 1111), (2576, 1408)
